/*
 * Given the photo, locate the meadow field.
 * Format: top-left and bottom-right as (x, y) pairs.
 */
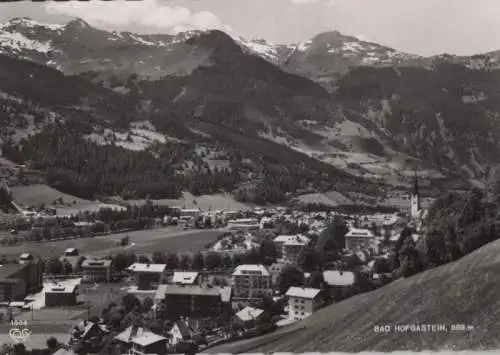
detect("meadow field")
(9, 184), (125, 214)
(0, 227), (224, 259)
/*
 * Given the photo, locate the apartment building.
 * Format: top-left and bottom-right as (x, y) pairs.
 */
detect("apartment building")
(81, 259), (112, 283)
(281, 236), (310, 265)
(45, 284), (79, 307)
(232, 264), (272, 301)
(273, 235), (310, 254)
(155, 284), (223, 319)
(344, 228), (376, 251)
(285, 287), (323, 321)
(0, 262), (43, 302)
(127, 263), (167, 290)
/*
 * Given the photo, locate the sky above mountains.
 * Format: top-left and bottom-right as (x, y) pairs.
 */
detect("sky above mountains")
(1, 0), (500, 56)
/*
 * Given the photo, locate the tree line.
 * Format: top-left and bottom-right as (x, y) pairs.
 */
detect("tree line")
(389, 186), (500, 278)
(3, 118), (381, 204)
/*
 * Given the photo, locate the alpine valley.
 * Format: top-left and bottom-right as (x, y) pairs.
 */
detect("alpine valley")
(1, 16), (499, 203)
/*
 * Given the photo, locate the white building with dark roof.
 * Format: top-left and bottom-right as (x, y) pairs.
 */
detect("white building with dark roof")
(19, 253), (34, 264)
(64, 248), (79, 257)
(285, 287), (323, 321)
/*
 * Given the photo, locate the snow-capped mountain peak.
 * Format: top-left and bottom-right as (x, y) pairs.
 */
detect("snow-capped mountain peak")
(2, 17), (64, 32)
(65, 17), (91, 29)
(1, 17), (500, 89)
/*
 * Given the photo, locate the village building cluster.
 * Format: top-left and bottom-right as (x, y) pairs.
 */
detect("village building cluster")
(0, 175), (431, 355)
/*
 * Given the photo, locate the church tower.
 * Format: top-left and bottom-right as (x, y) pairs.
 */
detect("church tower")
(410, 169), (421, 220)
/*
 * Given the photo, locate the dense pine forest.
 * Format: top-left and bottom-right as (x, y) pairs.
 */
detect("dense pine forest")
(1, 121), (378, 203)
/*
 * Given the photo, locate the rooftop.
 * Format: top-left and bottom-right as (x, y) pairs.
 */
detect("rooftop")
(171, 271), (199, 284)
(285, 287), (321, 299)
(284, 238), (309, 246)
(233, 264), (270, 277)
(273, 234), (310, 244)
(127, 263), (166, 273)
(323, 270), (356, 286)
(81, 259), (112, 268)
(115, 326), (166, 346)
(163, 284), (221, 297)
(235, 306), (264, 322)
(0, 263), (27, 281)
(345, 228), (375, 238)
(45, 284), (78, 294)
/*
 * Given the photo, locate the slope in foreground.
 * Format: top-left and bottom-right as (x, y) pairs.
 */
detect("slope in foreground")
(208, 238), (500, 352)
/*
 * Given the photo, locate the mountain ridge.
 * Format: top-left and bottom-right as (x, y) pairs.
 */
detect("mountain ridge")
(3, 17), (500, 81)
(2, 17), (500, 198)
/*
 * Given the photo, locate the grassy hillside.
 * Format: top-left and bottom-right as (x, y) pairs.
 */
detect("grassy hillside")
(10, 184), (94, 207)
(122, 191), (252, 211)
(208, 238), (500, 353)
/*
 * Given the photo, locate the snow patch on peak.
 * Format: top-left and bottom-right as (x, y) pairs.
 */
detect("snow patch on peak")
(0, 31), (53, 54)
(67, 18), (91, 28)
(341, 41), (366, 53)
(129, 34), (157, 46)
(233, 36), (278, 60)
(172, 30), (203, 44)
(297, 39), (312, 52)
(2, 17), (64, 31)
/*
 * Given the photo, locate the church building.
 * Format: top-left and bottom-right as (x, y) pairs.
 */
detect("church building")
(409, 170), (421, 221)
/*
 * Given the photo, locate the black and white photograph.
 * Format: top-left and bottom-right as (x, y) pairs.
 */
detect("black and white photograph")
(0, 0), (498, 354)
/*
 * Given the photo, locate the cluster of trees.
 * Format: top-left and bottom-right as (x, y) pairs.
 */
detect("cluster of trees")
(298, 202), (398, 215)
(0, 202), (182, 245)
(389, 186), (500, 279)
(3, 123), (240, 200)
(3, 107), (382, 203)
(0, 336), (62, 355)
(42, 256), (84, 275)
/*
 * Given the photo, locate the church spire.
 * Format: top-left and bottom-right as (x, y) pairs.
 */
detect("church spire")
(413, 169), (419, 196)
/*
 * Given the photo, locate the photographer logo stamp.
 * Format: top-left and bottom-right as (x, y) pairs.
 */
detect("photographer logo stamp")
(8, 320), (31, 343)
(8, 327), (32, 343)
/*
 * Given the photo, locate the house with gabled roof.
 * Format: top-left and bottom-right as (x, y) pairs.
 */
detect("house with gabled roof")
(167, 321), (194, 346)
(234, 306), (265, 328)
(115, 325), (167, 355)
(69, 320), (109, 351)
